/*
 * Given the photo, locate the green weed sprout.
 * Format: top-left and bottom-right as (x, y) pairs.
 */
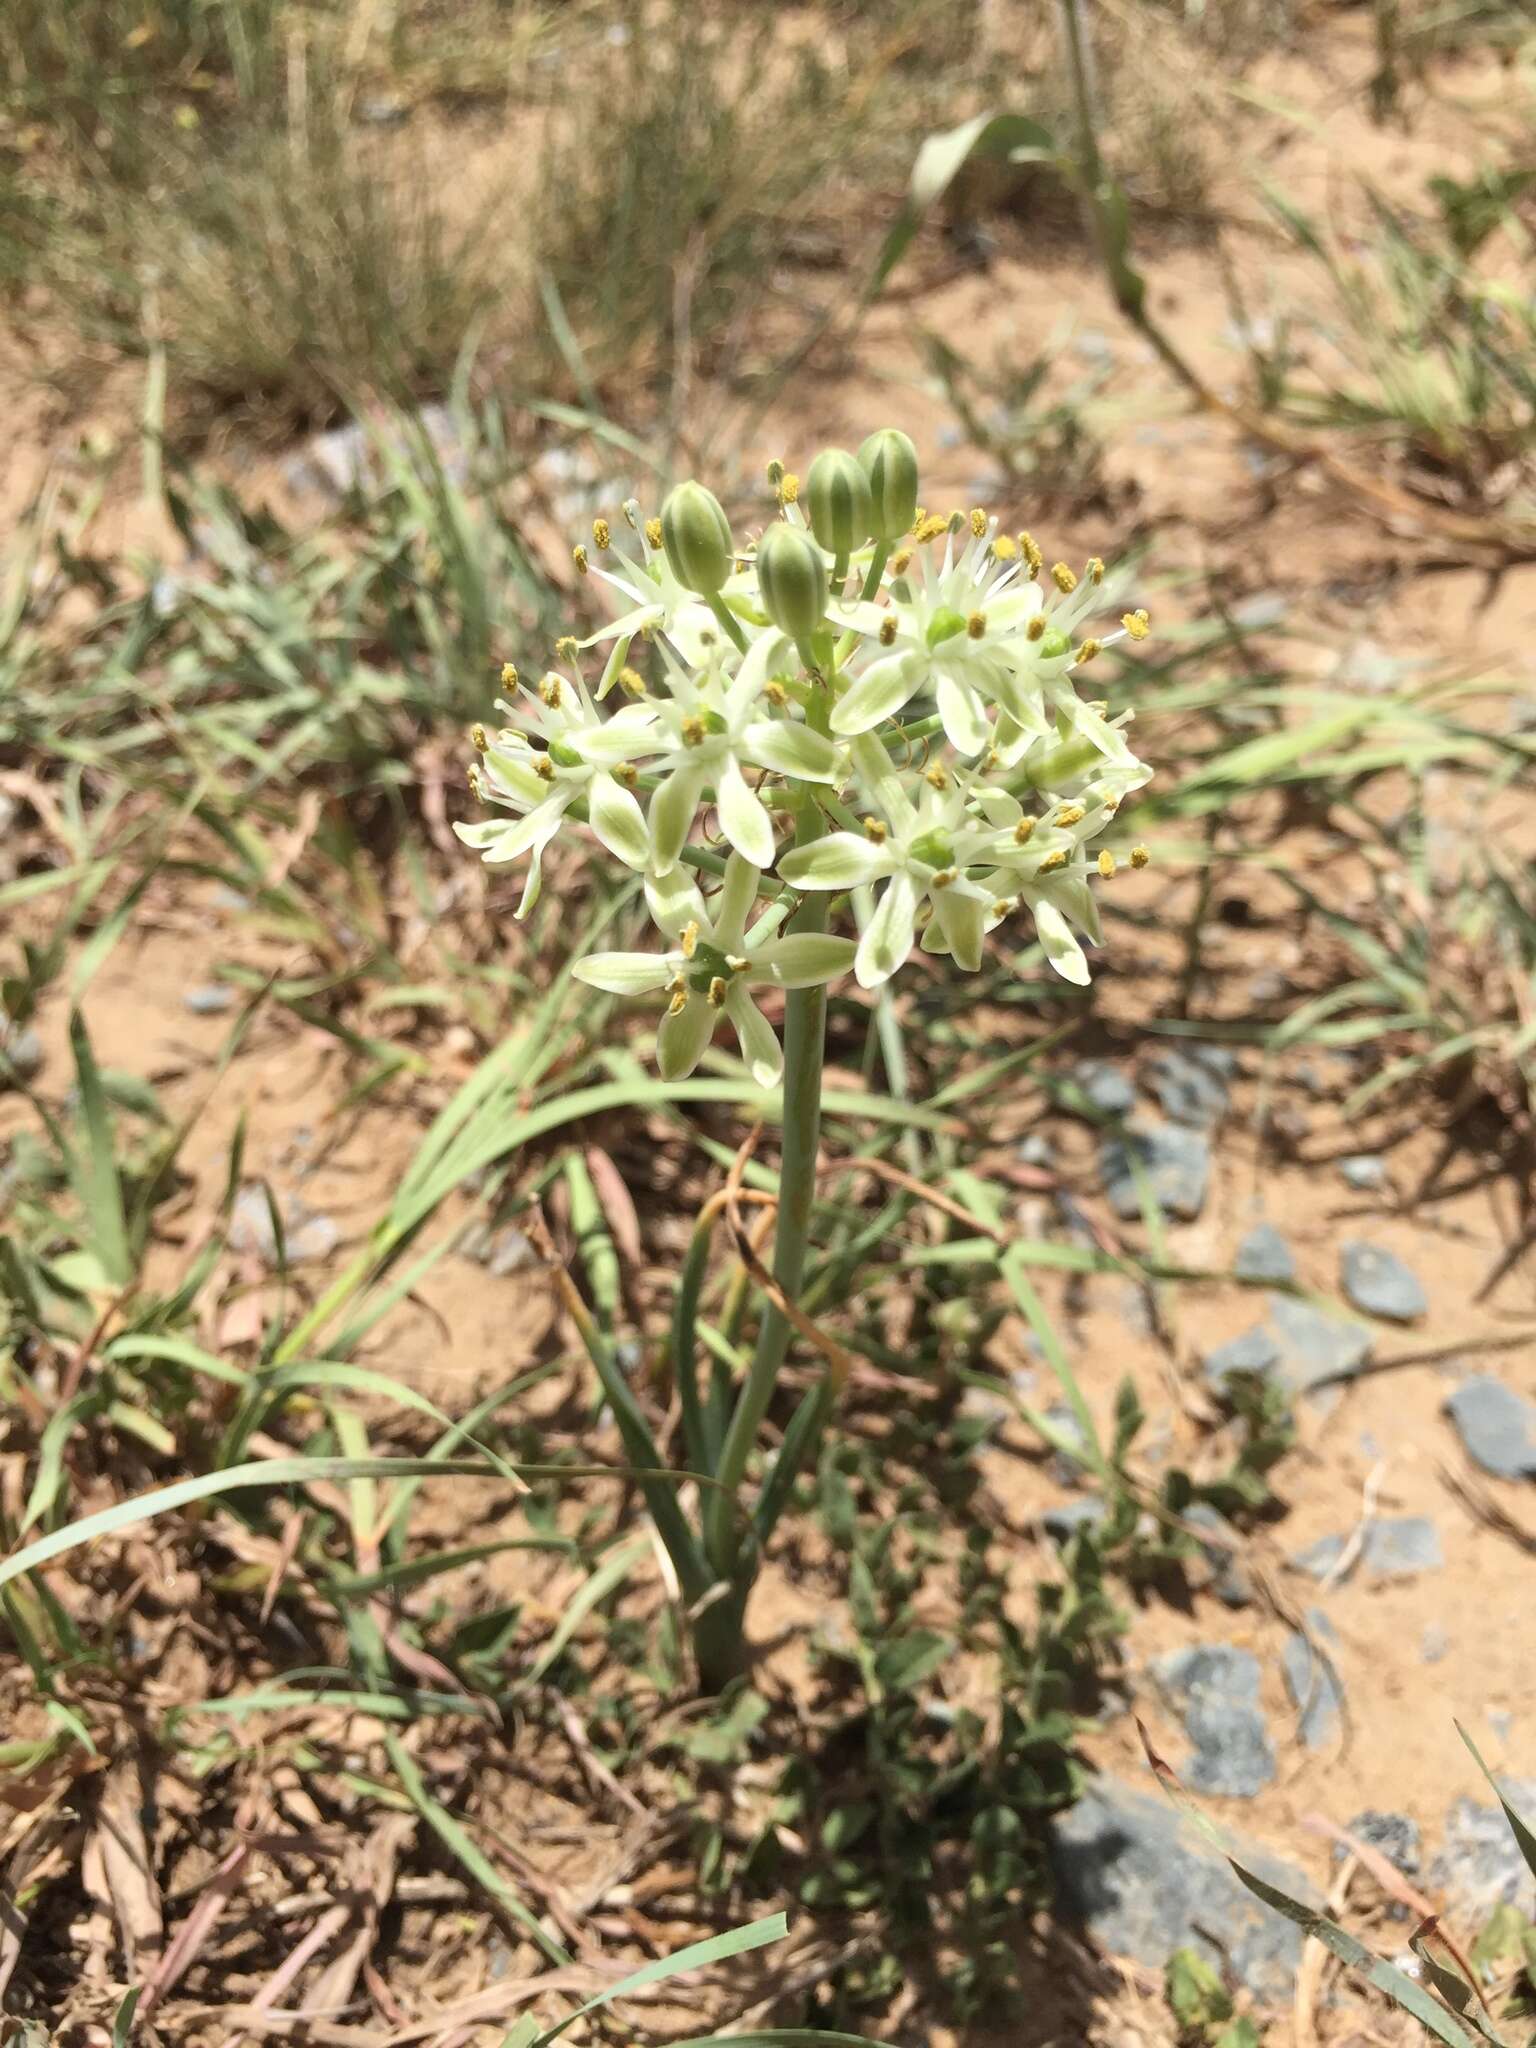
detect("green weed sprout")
(457, 436), (1153, 1689)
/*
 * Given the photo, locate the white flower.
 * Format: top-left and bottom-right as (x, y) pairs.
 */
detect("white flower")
(584, 520), (734, 670)
(646, 629), (842, 875)
(454, 670), (658, 916)
(573, 854), (856, 1084)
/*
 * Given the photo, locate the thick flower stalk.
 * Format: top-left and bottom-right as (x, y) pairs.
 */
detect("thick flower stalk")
(455, 438), (1154, 1688)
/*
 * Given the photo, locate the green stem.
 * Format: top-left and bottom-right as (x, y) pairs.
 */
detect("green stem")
(859, 541), (891, 601)
(707, 592), (749, 653)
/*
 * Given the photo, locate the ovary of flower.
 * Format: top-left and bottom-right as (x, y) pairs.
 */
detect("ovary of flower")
(646, 629), (841, 875)
(451, 677), (659, 916)
(777, 745), (994, 989)
(571, 854), (856, 1085)
(963, 788), (1114, 986)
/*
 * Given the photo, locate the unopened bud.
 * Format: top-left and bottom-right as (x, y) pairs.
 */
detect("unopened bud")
(660, 480), (734, 594)
(755, 521), (828, 643)
(857, 427), (920, 543)
(806, 447), (873, 557)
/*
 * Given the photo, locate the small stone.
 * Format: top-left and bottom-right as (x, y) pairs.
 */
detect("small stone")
(1340, 1154), (1387, 1191)
(1182, 1503), (1253, 1608)
(1117, 1279), (1155, 1337)
(183, 985), (235, 1016)
(484, 1226), (537, 1278)
(1341, 1241), (1426, 1323)
(1100, 1122), (1210, 1221)
(1043, 1498), (1108, 1545)
(1421, 1623), (1450, 1664)
(229, 1185), (339, 1266)
(1445, 1375), (1536, 1479)
(0, 1024), (44, 1087)
(1203, 1323), (1283, 1389)
(1291, 1534), (1347, 1580)
(1337, 1810), (1420, 1875)
(1268, 1292), (1373, 1392)
(1069, 1058), (1135, 1118)
(1235, 1223), (1296, 1285)
(1146, 1047), (1230, 1128)
(1015, 1132), (1055, 1168)
(1050, 1777), (1319, 2000)
(1364, 1515), (1443, 1578)
(1043, 1402), (1092, 1481)
(1434, 1783), (1536, 1911)
(1488, 1709), (1515, 1745)
(1282, 1610), (1344, 1749)
(1153, 1645), (1275, 1799)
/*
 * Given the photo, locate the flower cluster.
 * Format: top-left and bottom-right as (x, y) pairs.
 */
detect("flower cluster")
(458, 432), (1153, 1085)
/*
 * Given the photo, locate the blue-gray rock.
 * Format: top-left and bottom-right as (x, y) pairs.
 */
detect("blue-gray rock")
(1339, 1154), (1387, 1191)
(1337, 1810), (1420, 1875)
(1282, 1611), (1344, 1749)
(1153, 1645), (1275, 1798)
(1043, 1498), (1109, 1545)
(460, 1220), (539, 1278)
(1015, 1132), (1055, 1168)
(1235, 1223), (1296, 1285)
(1445, 1376), (1536, 1479)
(1268, 1292), (1373, 1392)
(230, 1185), (340, 1266)
(1118, 1279), (1155, 1338)
(1070, 1059), (1135, 1118)
(1364, 1515), (1443, 1577)
(1341, 1241), (1426, 1323)
(1421, 1623), (1450, 1664)
(0, 1024), (43, 1087)
(1050, 1777), (1318, 2000)
(1182, 1503), (1253, 1608)
(1204, 1323), (1283, 1389)
(1042, 1401), (1092, 1481)
(1433, 1782), (1536, 1911)
(183, 984), (236, 1016)
(1147, 1047), (1231, 1128)
(1101, 1123), (1211, 1221)
(1291, 1533), (1347, 1580)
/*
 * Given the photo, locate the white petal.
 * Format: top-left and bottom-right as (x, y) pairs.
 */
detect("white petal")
(753, 932), (858, 988)
(573, 951), (673, 994)
(462, 803), (563, 865)
(1032, 897), (1091, 985)
(830, 653), (923, 737)
(645, 863), (708, 937)
(715, 757), (776, 870)
(935, 672), (992, 757)
(713, 851), (762, 948)
(581, 705), (661, 766)
(854, 871), (918, 989)
(741, 719), (840, 783)
(657, 993), (715, 1080)
(586, 772), (650, 870)
(514, 822), (559, 919)
(482, 749), (549, 803)
(725, 627), (792, 719)
(727, 987), (783, 1088)
(929, 884), (987, 971)
(649, 765), (705, 876)
(778, 832), (893, 890)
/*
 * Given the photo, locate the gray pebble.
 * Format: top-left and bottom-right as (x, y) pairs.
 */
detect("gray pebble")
(1434, 1782), (1536, 1911)
(229, 1185), (340, 1266)
(1445, 1375), (1536, 1479)
(1235, 1222), (1296, 1285)
(1282, 1610), (1344, 1749)
(1146, 1047), (1231, 1128)
(1069, 1059), (1135, 1118)
(1043, 1498), (1109, 1545)
(0, 1025), (44, 1087)
(1182, 1503), (1253, 1608)
(1421, 1623), (1450, 1664)
(1203, 1323), (1283, 1389)
(1341, 1241), (1426, 1322)
(1291, 1533), (1347, 1580)
(1100, 1122), (1211, 1221)
(1364, 1515), (1443, 1577)
(1268, 1292), (1373, 1392)
(1153, 1644), (1275, 1799)
(183, 984), (236, 1015)
(1015, 1132), (1055, 1168)
(1340, 1154), (1387, 1191)
(1050, 1777), (1318, 2000)
(1043, 1401), (1092, 1481)
(1338, 1809), (1421, 1875)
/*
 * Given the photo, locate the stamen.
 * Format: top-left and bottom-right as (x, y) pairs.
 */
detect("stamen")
(969, 508), (987, 539)
(863, 816), (888, 843)
(645, 517), (663, 549)
(1130, 844), (1150, 869)
(617, 666), (647, 698)
(1038, 848), (1069, 873)
(879, 616), (898, 646)
(1051, 563), (1077, 594)
(680, 921), (700, 957)
(1098, 849), (1117, 878)
(966, 611), (987, 640)
(572, 544), (589, 575)
(1121, 608), (1151, 640)
(592, 518), (611, 551)
(500, 662), (519, 686)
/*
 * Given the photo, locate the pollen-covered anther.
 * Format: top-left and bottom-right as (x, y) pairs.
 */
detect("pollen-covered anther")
(644, 517), (663, 549)
(1051, 563), (1077, 594)
(667, 988), (689, 1016)
(617, 666), (647, 699)
(1086, 556), (1105, 584)
(778, 472), (800, 505)
(467, 766), (483, 800)
(1130, 844), (1151, 869)
(707, 975), (729, 1008)
(966, 611), (987, 640)
(1088, 699), (1109, 715)
(1038, 848), (1069, 873)
(763, 679), (789, 706)
(534, 755), (556, 783)
(931, 867), (958, 890)
(572, 544), (589, 575)
(992, 896), (1018, 919)
(1019, 531), (1043, 575)
(991, 534), (1018, 561)
(1013, 816), (1037, 845)
(915, 514), (948, 544)
(556, 636), (578, 662)
(681, 715), (708, 748)
(1055, 804), (1086, 827)
(499, 661), (519, 687)
(891, 549), (913, 576)
(726, 953), (749, 973)
(470, 723), (488, 752)
(925, 764), (950, 791)
(539, 673), (563, 706)
(1122, 608), (1151, 640)
(863, 815), (888, 843)
(680, 921), (700, 958)
(970, 508), (987, 539)
(879, 616), (898, 646)
(1075, 638), (1102, 664)
(1098, 849), (1117, 878)
(592, 518), (611, 551)
(614, 762), (639, 789)
(1026, 616), (1046, 642)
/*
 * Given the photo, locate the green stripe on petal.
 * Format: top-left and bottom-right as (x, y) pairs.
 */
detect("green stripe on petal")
(741, 719), (840, 783)
(727, 987), (783, 1088)
(587, 772), (651, 869)
(753, 933), (858, 989)
(650, 764), (705, 875)
(778, 832), (893, 890)
(935, 672), (992, 757)
(716, 757), (776, 870)
(658, 992), (716, 1080)
(1032, 896), (1091, 985)
(573, 951), (674, 994)
(830, 653), (922, 737)
(854, 870), (918, 988)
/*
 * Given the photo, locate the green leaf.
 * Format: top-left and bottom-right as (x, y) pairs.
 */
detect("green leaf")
(67, 1010), (132, 1288)
(1459, 1722), (1536, 1887)
(521, 1538), (648, 1688)
(870, 112), (1057, 296)
(523, 1913), (789, 2048)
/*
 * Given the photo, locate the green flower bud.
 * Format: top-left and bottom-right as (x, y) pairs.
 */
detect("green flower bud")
(857, 427), (920, 543)
(755, 522), (828, 644)
(925, 606), (966, 649)
(909, 828), (956, 871)
(806, 447), (873, 557)
(660, 480), (733, 595)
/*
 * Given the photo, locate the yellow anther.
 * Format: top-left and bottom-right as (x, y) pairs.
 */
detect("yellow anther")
(1038, 848), (1069, 873)
(992, 897), (1018, 918)
(1055, 804), (1086, 826)
(983, 746), (1001, 772)
(763, 679), (789, 706)
(1130, 844), (1150, 869)
(970, 508), (987, 539)
(879, 616), (898, 646)
(467, 765), (483, 800)
(1075, 638), (1102, 664)
(617, 666), (647, 698)
(470, 723), (488, 752)
(707, 976), (729, 1008)
(592, 517), (611, 551)
(667, 988), (689, 1017)
(500, 662), (519, 686)
(1051, 562), (1077, 594)
(891, 549), (912, 576)
(534, 754), (556, 783)
(1013, 816), (1037, 845)
(915, 514), (948, 544)
(1122, 608), (1151, 640)
(644, 517), (663, 549)
(912, 505), (926, 531)
(925, 764), (950, 791)
(1086, 556), (1105, 584)
(1101, 794), (1121, 817)
(1098, 849), (1117, 879)
(1019, 531), (1043, 574)
(863, 815), (888, 843)
(1088, 700), (1109, 715)
(556, 635), (578, 661)
(966, 611), (987, 640)
(681, 714), (707, 748)
(931, 867), (957, 890)
(991, 534), (1018, 561)
(614, 761), (639, 789)
(539, 673), (563, 706)
(1026, 615), (1046, 642)
(680, 921), (700, 958)
(726, 953), (749, 973)
(572, 544), (589, 575)
(778, 472), (800, 505)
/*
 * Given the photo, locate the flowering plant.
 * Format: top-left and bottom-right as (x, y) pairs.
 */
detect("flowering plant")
(459, 433), (1151, 1688)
